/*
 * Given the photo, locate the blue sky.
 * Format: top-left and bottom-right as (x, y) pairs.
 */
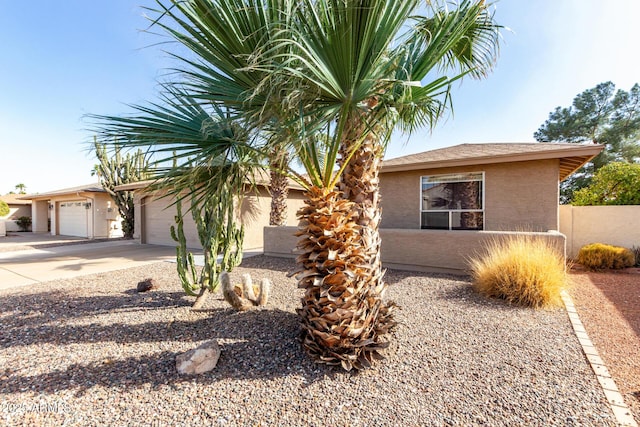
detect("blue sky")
(1, 0), (639, 194)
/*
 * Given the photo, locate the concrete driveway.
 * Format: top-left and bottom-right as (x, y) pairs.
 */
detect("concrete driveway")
(0, 240), (177, 290)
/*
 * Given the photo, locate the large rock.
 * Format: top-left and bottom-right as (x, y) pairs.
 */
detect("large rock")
(176, 340), (221, 375)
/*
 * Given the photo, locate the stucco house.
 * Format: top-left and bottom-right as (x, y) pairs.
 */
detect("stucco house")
(117, 174), (307, 251)
(23, 184), (123, 238)
(0, 194), (32, 232)
(265, 142), (604, 273)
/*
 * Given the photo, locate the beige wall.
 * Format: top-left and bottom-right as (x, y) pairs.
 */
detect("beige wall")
(92, 193), (123, 238)
(136, 186), (306, 250)
(31, 201), (48, 233)
(560, 205), (640, 258)
(264, 226), (566, 274)
(1, 204), (32, 232)
(240, 187), (306, 249)
(380, 159), (560, 232)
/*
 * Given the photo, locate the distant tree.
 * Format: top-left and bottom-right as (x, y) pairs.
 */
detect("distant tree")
(534, 82), (640, 203)
(0, 200), (9, 217)
(14, 183), (26, 194)
(93, 138), (150, 239)
(573, 162), (640, 205)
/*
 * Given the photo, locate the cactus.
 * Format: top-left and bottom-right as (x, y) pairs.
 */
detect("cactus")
(93, 137), (150, 239)
(221, 272), (252, 311)
(171, 181), (245, 309)
(221, 271), (270, 311)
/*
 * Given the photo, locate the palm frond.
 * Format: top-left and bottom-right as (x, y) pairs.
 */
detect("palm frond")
(87, 83), (265, 208)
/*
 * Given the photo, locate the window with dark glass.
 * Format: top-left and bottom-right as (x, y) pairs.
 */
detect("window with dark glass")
(420, 172), (484, 230)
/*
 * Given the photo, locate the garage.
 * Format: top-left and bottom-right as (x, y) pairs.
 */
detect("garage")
(58, 200), (88, 237)
(142, 196), (199, 248)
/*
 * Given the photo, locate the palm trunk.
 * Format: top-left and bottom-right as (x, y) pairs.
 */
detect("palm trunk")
(269, 171), (289, 226)
(269, 150), (289, 226)
(296, 105), (396, 371)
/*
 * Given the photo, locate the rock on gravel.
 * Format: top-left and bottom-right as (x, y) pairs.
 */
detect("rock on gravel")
(176, 340), (221, 375)
(0, 256), (615, 426)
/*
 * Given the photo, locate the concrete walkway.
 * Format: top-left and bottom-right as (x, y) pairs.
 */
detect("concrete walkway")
(0, 240), (176, 290)
(0, 233), (264, 291)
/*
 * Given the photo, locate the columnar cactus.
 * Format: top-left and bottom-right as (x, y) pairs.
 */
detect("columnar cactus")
(221, 271), (271, 311)
(93, 137), (150, 239)
(171, 184), (244, 309)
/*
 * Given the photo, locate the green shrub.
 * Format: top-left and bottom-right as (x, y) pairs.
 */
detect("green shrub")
(0, 200), (8, 217)
(577, 243), (635, 270)
(469, 234), (567, 309)
(16, 216), (31, 232)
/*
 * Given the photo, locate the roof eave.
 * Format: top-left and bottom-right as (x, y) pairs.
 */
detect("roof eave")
(381, 145), (604, 174)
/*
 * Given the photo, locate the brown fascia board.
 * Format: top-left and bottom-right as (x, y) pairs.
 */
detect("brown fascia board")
(380, 144), (604, 174)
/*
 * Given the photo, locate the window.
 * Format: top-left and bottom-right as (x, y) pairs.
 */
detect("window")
(420, 172), (484, 230)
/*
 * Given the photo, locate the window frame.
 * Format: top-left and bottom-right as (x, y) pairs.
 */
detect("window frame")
(419, 171), (485, 231)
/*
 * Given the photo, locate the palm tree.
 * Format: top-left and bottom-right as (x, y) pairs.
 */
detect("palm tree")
(92, 0), (501, 370)
(259, 0), (501, 370)
(14, 183), (26, 195)
(144, 0), (297, 224)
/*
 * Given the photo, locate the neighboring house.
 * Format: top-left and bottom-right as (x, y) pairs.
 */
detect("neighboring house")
(0, 194), (32, 232)
(117, 173), (307, 251)
(23, 184), (123, 238)
(265, 142), (604, 273)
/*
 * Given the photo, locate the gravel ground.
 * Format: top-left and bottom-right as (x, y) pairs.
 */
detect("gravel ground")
(1, 256), (615, 426)
(569, 270), (640, 424)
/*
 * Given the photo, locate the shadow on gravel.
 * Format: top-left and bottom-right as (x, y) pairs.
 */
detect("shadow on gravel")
(0, 306), (337, 395)
(0, 289), (193, 326)
(436, 285), (524, 310)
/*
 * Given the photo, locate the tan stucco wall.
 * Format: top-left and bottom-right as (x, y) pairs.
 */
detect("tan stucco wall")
(379, 159), (560, 232)
(1, 204), (32, 232)
(559, 205), (640, 258)
(31, 201), (48, 233)
(91, 193), (122, 238)
(263, 226), (566, 274)
(240, 187), (306, 249)
(136, 186), (306, 250)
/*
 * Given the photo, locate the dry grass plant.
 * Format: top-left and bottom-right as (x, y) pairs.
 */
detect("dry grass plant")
(469, 234), (568, 309)
(577, 243), (635, 271)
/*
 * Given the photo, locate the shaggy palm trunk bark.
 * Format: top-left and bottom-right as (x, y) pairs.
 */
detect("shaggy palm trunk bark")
(269, 151), (289, 226)
(296, 104), (396, 371)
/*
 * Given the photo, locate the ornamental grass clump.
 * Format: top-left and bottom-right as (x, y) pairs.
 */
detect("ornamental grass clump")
(469, 234), (567, 309)
(577, 243), (635, 271)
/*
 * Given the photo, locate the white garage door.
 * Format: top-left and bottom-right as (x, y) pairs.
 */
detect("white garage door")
(59, 201), (88, 237)
(143, 197), (199, 248)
